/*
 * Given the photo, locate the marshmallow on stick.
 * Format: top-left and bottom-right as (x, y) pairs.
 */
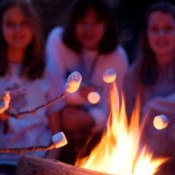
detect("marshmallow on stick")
(52, 131), (67, 148)
(0, 131), (68, 154)
(153, 115), (169, 130)
(103, 68), (117, 83)
(65, 71), (82, 93)
(0, 92), (11, 114)
(6, 71), (82, 117)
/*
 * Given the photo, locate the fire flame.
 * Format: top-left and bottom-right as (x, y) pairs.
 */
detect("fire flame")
(76, 82), (167, 175)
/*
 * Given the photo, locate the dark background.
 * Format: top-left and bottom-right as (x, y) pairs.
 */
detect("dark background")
(32, 0), (175, 63)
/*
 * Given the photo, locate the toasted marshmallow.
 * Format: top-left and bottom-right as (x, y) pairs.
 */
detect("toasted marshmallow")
(103, 68), (117, 83)
(52, 132), (68, 148)
(153, 115), (169, 130)
(65, 71), (82, 93)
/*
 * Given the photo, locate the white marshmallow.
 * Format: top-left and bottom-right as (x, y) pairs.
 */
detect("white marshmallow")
(103, 68), (117, 83)
(153, 115), (169, 130)
(65, 71), (82, 93)
(52, 132), (68, 148)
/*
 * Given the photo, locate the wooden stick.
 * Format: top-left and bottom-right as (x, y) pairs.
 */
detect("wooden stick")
(0, 144), (56, 155)
(6, 93), (67, 117)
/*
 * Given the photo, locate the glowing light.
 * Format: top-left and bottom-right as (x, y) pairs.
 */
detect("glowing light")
(52, 132), (67, 148)
(87, 91), (101, 104)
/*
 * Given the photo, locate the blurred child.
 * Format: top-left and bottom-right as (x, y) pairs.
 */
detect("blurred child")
(123, 2), (175, 174)
(0, 0), (64, 174)
(46, 0), (128, 164)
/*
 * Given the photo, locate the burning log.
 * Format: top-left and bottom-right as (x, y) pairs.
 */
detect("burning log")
(16, 155), (114, 175)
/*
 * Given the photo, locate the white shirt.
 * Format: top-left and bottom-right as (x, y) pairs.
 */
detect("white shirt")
(46, 27), (129, 132)
(0, 62), (64, 165)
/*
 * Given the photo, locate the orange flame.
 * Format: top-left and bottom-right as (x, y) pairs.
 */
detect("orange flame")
(76, 82), (167, 175)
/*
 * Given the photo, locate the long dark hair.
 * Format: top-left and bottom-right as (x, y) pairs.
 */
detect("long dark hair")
(136, 1), (175, 86)
(62, 0), (118, 54)
(0, 0), (45, 80)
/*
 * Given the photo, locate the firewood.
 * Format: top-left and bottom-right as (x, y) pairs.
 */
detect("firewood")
(16, 155), (114, 175)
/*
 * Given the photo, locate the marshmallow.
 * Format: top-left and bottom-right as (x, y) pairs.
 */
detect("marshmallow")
(153, 115), (169, 130)
(52, 132), (68, 148)
(103, 68), (117, 83)
(88, 91), (101, 104)
(65, 71), (82, 93)
(0, 92), (11, 114)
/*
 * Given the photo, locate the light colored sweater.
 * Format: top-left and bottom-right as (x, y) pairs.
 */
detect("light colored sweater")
(46, 27), (129, 132)
(0, 63), (64, 165)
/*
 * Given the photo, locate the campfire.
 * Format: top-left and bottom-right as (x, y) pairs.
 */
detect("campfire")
(75, 69), (167, 175)
(0, 70), (169, 175)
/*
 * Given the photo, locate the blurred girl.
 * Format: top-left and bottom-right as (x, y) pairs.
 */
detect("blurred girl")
(46, 0), (128, 164)
(123, 2), (175, 174)
(0, 0), (64, 174)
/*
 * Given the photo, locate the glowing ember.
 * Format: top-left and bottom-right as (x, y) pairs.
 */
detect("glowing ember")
(76, 82), (167, 175)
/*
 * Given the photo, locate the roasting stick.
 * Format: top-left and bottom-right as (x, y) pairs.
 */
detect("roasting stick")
(0, 72), (82, 155)
(0, 132), (67, 155)
(3, 71), (82, 117)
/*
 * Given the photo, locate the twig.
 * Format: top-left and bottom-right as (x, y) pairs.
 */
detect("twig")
(0, 143), (56, 155)
(0, 132), (67, 155)
(5, 92), (67, 118)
